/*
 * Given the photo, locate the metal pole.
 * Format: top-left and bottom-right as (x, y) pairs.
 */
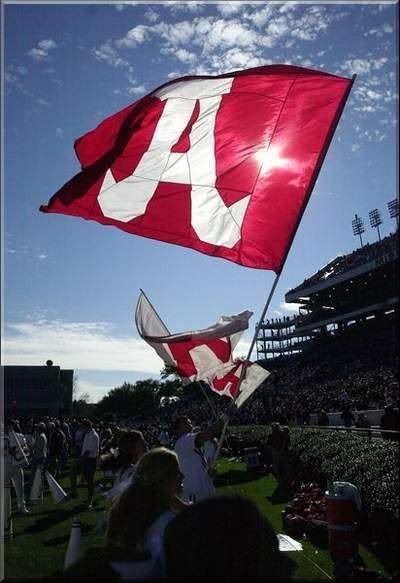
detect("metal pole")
(212, 272), (282, 468)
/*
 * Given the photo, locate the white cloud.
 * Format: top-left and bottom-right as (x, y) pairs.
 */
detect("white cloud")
(36, 98), (50, 106)
(37, 254), (48, 260)
(341, 57), (388, 76)
(2, 320), (163, 374)
(116, 25), (150, 48)
(216, 2), (247, 17)
(28, 38), (57, 61)
(174, 48), (197, 64)
(38, 39), (57, 51)
(75, 379), (112, 403)
(166, 1), (205, 13)
(93, 41), (129, 68)
(127, 84), (146, 95)
(351, 144), (360, 152)
(144, 7), (160, 23)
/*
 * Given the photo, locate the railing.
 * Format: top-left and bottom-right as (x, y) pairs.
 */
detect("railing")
(297, 423), (399, 441)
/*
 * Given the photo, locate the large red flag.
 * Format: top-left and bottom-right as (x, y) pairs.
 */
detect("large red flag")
(40, 65), (353, 271)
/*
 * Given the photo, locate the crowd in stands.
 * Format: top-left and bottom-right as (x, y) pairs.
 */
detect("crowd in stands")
(289, 231), (398, 292)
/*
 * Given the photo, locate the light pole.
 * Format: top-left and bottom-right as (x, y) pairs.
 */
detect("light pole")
(387, 198), (399, 229)
(369, 208), (382, 241)
(352, 214), (365, 247)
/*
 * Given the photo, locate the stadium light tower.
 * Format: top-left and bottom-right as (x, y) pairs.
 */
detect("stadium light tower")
(352, 213), (365, 247)
(387, 198), (399, 229)
(369, 208), (382, 241)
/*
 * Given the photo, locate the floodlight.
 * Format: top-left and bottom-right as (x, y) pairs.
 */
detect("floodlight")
(387, 199), (399, 227)
(352, 214), (365, 246)
(369, 208), (382, 241)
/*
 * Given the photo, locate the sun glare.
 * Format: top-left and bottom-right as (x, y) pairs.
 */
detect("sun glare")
(254, 144), (290, 173)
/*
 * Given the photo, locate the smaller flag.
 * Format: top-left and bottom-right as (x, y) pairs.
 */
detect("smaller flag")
(211, 359), (270, 408)
(46, 471), (67, 504)
(30, 467), (43, 503)
(135, 291), (269, 407)
(135, 290), (252, 381)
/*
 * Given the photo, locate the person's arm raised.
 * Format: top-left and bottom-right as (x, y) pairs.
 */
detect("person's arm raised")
(194, 402), (238, 449)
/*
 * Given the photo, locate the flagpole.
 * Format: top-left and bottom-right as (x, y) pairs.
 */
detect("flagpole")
(140, 289), (220, 422)
(211, 271), (282, 468)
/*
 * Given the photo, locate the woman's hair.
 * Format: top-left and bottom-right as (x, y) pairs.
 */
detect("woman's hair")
(116, 430), (145, 467)
(106, 447), (179, 551)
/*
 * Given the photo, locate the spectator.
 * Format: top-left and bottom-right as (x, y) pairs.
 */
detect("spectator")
(158, 426), (170, 447)
(341, 404), (355, 428)
(107, 447), (185, 577)
(380, 405), (400, 441)
(355, 413), (371, 429)
(317, 410), (330, 426)
(266, 423), (286, 486)
(173, 414), (227, 503)
(164, 495), (295, 581)
(68, 418), (99, 510)
(47, 421), (66, 478)
(6, 420), (30, 514)
(104, 430), (147, 500)
(73, 422), (84, 457)
(29, 422), (47, 492)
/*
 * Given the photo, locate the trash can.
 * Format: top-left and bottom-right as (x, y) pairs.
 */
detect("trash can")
(325, 481), (361, 559)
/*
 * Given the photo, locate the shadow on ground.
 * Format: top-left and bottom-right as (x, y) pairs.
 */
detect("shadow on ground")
(214, 469), (267, 488)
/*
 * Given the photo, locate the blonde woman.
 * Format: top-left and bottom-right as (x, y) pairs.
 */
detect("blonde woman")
(65, 447), (186, 580)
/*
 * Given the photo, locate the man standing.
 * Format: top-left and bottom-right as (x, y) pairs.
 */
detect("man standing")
(69, 418), (99, 510)
(30, 422), (48, 494)
(173, 413), (230, 503)
(7, 421), (30, 514)
(266, 422), (285, 486)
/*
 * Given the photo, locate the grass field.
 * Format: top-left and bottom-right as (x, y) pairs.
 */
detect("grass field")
(4, 459), (390, 581)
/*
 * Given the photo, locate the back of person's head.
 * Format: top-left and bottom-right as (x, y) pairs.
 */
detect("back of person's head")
(164, 495), (295, 581)
(106, 448), (182, 550)
(173, 416), (192, 436)
(82, 418), (93, 430)
(117, 430), (146, 465)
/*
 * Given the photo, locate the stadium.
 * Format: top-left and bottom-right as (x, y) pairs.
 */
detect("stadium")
(4, 206), (398, 582)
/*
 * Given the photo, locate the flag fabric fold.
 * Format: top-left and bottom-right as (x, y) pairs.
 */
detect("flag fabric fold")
(40, 65), (354, 272)
(135, 291), (268, 407)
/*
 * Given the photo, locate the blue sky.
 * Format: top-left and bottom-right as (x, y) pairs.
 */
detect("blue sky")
(3, 1), (398, 403)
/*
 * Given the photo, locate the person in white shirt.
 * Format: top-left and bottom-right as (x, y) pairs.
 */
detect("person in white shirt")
(68, 418), (99, 509)
(4, 421), (30, 514)
(202, 437), (218, 478)
(29, 422), (47, 494)
(173, 414), (228, 503)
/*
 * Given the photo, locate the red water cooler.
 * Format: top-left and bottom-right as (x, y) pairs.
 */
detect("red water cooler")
(325, 482), (360, 558)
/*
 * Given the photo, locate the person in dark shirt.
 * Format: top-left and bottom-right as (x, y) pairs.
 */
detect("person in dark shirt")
(317, 410), (329, 426)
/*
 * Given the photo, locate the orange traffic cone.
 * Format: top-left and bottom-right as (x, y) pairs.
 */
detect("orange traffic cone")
(45, 471), (67, 504)
(64, 518), (83, 571)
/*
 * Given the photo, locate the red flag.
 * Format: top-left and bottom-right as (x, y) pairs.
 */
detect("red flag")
(135, 291), (269, 406)
(135, 291), (252, 381)
(40, 65), (353, 271)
